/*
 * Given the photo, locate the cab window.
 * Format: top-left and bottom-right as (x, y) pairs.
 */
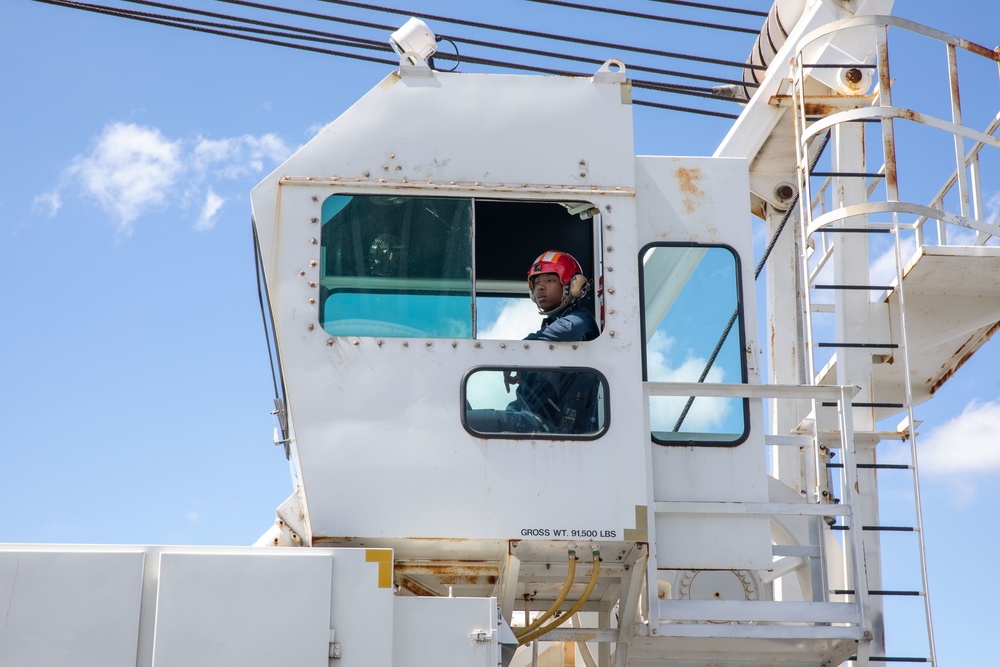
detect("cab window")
(463, 367), (609, 440)
(319, 194), (602, 339)
(640, 243), (749, 446)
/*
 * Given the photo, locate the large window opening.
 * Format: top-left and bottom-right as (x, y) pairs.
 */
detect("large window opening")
(319, 195), (602, 339)
(640, 244), (749, 446)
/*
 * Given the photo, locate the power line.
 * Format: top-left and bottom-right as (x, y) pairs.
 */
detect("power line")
(634, 98), (739, 119)
(645, 0), (768, 18)
(524, 0), (760, 35)
(33, 0), (752, 119)
(130, 0), (753, 88)
(121, 0), (389, 51)
(310, 0), (767, 72)
(34, 0), (398, 64)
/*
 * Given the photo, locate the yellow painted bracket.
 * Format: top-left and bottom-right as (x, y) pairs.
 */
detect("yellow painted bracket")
(623, 505), (648, 542)
(365, 549), (393, 589)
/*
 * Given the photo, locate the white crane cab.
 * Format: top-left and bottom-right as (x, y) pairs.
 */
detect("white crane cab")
(246, 44), (813, 664)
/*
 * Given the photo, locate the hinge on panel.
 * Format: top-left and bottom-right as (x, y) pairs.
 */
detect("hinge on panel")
(469, 629), (494, 643)
(329, 629), (342, 659)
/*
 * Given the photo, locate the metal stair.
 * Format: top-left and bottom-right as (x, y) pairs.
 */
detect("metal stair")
(782, 15), (1000, 666)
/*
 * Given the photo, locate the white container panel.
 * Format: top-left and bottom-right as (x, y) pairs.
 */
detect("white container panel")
(393, 597), (498, 667)
(0, 550), (144, 667)
(151, 551), (334, 667)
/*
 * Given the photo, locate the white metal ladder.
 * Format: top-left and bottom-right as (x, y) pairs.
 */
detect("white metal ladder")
(781, 14), (1000, 666)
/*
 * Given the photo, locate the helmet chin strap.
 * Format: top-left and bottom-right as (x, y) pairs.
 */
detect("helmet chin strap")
(536, 286), (574, 316)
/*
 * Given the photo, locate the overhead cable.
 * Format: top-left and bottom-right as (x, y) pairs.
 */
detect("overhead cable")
(121, 0), (388, 51)
(634, 99), (739, 119)
(34, 0), (748, 119)
(645, 0), (769, 18)
(130, 0), (753, 88)
(524, 0), (760, 34)
(34, 0), (398, 65)
(310, 0), (767, 72)
(673, 131), (835, 431)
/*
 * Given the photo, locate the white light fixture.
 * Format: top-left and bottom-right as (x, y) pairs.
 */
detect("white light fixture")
(389, 18), (437, 67)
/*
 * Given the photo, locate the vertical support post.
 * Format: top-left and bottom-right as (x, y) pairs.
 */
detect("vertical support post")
(946, 43), (972, 220)
(766, 202), (811, 495)
(598, 603), (612, 667)
(836, 385), (872, 665)
(890, 222), (939, 666)
(500, 547), (521, 622)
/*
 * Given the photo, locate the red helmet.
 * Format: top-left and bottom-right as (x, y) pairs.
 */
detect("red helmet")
(527, 251), (589, 314)
(527, 250), (583, 289)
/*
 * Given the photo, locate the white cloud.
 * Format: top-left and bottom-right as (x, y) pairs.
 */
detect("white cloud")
(196, 189), (225, 231)
(982, 190), (1000, 223)
(68, 122), (182, 234)
(479, 299), (540, 339)
(646, 330), (731, 433)
(48, 122), (292, 234)
(192, 133), (291, 180)
(913, 399), (1000, 475)
(32, 190), (62, 217)
(869, 235), (915, 288)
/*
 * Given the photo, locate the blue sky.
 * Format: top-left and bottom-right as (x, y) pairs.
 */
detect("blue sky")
(2, 1), (998, 664)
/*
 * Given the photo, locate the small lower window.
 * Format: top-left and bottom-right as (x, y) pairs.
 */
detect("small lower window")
(464, 367), (608, 439)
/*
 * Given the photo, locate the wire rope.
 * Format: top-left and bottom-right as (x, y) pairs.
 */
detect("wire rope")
(130, 0), (754, 88)
(645, 0), (768, 17)
(524, 0), (760, 35)
(34, 0), (752, 119)
(310, 0), (767, 72)
(671, 132), (833, 431)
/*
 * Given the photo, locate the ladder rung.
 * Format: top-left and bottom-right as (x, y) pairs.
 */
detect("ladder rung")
(850, 657), (930, 663)
(816, 227), (891, 233)
(833, 589), (924, 597)
(802, 63), (878, 69)
(816, 342), (898, 348)
(826, 463), (912, 470)
(810, 171), (885, 179)
(821, 402), (905, 408)
(829, 525), (915, 532)
(814, 284), (894, 291)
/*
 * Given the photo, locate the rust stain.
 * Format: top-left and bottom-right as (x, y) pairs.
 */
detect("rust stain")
(397, 575), (443, 597)
(929, 320), (1000, 394)
(958, 38), (1000, 61)
(674, 167), (705, 214)
(802, 102), (843, 116)
(398, 563), (500, 576)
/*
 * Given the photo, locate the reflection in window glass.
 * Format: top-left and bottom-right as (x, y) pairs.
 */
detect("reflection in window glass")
(320, 195), (474, 338)
(465, 368), (608, 438)
(641, 244), (748, 445)
(475, 296), (540, 340)
(318, 194), (603, 340)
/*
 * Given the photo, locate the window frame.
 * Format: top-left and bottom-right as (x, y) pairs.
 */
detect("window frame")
(461, 365), (611, 441)
(638, 241), (750, 447)
(317, 192), (603, 340)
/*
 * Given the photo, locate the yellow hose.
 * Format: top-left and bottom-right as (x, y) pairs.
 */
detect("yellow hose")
(518, 549), (601, 645)
(514, 550), (577, 639)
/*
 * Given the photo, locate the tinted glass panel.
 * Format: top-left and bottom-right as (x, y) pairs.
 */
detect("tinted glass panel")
(641, 244), (748, 445)
(320, 195), (473, 338)
(464, 367), (608, 439)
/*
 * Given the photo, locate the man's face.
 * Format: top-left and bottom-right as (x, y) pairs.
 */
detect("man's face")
(532, 273), (563, 310)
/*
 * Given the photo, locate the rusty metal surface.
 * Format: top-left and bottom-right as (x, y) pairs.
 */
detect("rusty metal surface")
(929, 320), (1000, 394)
